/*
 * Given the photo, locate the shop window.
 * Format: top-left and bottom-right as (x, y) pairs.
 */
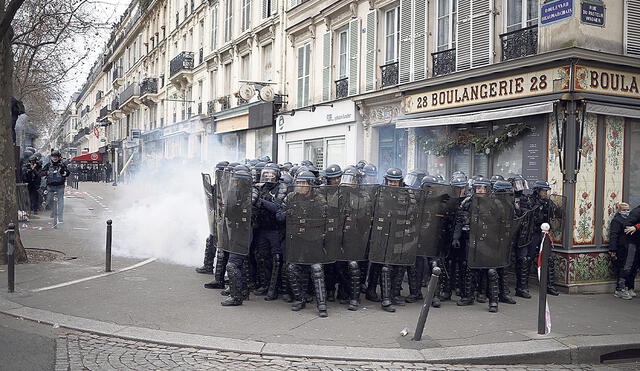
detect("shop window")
(629, 122), (640, 207)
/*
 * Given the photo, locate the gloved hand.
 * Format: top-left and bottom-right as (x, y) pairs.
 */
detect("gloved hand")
(452, 239), (461, 249)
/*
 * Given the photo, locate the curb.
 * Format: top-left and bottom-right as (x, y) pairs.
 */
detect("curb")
(1, 295), (639, 364)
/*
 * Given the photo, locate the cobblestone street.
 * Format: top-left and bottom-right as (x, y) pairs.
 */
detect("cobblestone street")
(55, 331), (639, 371)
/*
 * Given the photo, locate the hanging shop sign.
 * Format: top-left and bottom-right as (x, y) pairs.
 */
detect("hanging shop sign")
(540, 0), (574, 26)
(574, 65), (640, 98)
(580, 0), (605, 26)
(404, 66), (571, 114)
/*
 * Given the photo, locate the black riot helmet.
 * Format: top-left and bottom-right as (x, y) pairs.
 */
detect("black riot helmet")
(420, 174), (440, 186)
(508, 174), (529, 193)
(404, 169), (427, 189)
(492, 180), (513, 193)
(450, 172), (468, 188)
(260, 163), (280, 183)
(490, 174), (505, 186)
(340, 167), (359, 185)
(324, 164), (343, 179)
(383, 168), (403, 186)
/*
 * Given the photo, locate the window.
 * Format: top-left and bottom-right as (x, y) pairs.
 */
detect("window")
(385, 7), (400, 63)
(262, 43), (273, 81)
(211, 6), (218, 50)
(506, 0), (538, 33)
(224, 0), (233, 42)
(436, 0), (457, 51)
(338, 29), (348, 78)
(242, 0), (251, 32)
(241, 54), (250, 80)
(297, 43), (311, 107)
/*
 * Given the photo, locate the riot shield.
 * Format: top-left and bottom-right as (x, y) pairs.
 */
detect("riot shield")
(467, 193), (517, 269)
(417, 183), (460, 258)
(339, 184), (376, 261)
(368, 186), (422, 266)
(548, 194), (566, 244)
(284, 185), (333, 264)
(220, 175), (253, 255)
(202, 173), (216, 236)
(324, 185), (343, 261)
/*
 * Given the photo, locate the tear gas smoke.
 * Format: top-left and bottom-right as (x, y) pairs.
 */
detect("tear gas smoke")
(107, 159), (215, 267)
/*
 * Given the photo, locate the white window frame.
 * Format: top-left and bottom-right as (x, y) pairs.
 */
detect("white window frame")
(337, 28), (348, 79)
(224, 0), (233, 43)
(384, 7), (400, 64)
(242, 0), (251, 32)
(504, 0), (539, 33)
(436, 0), (456, 51)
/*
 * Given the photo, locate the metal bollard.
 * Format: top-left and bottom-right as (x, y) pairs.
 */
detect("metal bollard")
(6, 223), (16, 293)
(412, 266), (441, 341)
(538, 225), (551, 335)
(105, 220), (112, 272)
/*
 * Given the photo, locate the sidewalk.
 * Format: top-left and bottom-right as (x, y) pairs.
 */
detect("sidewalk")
(1, 182), (640, 364)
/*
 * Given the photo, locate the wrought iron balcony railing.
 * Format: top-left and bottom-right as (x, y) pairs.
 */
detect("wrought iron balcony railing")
(120, 83), (139, 105)
(170, 51), (194, 77)
(380, 62), (399, 88)
(500, 25), (538, 61)
(432, 48), (456, 77)
(140, 77), (158, 95)
(335, 78), (348, 99)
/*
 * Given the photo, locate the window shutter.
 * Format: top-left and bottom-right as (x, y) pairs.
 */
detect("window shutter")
(398, 0), (412, 84)
(413, 0), (427, 81)
(271, 0), (278, 15)
(456, 0), (472, 71)
(365, 11), (377, 92)
(297, 45), (304, 107)
(626, 0), (640, 56)
(471, 0), (492, 68)
(322, 32), (332, 101)
(262, 0), (268, 19)
(348, 18), (360, 96)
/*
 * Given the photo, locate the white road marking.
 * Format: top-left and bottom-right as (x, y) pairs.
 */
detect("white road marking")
(31, 258), (157, 292)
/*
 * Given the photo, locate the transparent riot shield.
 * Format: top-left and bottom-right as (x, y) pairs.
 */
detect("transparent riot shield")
(284, 185), (333, 264)
(339, 184), (376, 261)
(368, 186), (422, 266)
(467, 193), (516, 269)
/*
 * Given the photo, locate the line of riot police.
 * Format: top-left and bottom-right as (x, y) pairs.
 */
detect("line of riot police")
(198, 159), (564, 317)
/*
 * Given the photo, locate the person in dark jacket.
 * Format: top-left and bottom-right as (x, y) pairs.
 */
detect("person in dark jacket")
(41, 150), (70, 223)
(609, 203), (634, 299)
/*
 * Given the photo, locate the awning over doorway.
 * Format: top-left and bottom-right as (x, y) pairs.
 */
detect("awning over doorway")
(71, 151), (103, 163)
(396, 101), (555, 128)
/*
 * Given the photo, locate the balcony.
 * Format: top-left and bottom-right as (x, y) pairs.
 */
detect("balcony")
(432, 48), (456, 77)
(500, 25), (538, 61)
(335, 78), (349, 99)
(119, 83), (140, 111)
(207, 101), (216, 115)
(380, 62), (399, 88)
(170, 51), (194, 89)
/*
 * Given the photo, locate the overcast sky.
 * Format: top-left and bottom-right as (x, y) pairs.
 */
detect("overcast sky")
(60, 0), (129, 105)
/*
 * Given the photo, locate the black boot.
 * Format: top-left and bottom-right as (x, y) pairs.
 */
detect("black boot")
(456, 266), (475, 306)
(405, 265), (422, 303)
(289, 264), (306, 311)
(221, 262), (243, 306)
(475, 270), (488, 303)
(311, 264), (328, 318)
(365, 263), (381, 302)
(204, 249), (228, 289)
(195, 236), (215, 274)
(391, 266), (406, 306)
(348, 261), (360, 311)
(380, 265), (395, 312)
(265, 254), (282, 301)
(488, 268), (499, 313)
(498, 268), (516, 304)
(547, 256), (560, 296)
(515, 257), (532, 298)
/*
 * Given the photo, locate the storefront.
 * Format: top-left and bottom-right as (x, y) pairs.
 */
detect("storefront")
(276, 100), (362, 168)
(399, 56), (640, 292)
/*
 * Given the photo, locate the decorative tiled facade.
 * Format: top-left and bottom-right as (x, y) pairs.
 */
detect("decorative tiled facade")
(573, 114), (598, 245)
(602, 116), (625, 243)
